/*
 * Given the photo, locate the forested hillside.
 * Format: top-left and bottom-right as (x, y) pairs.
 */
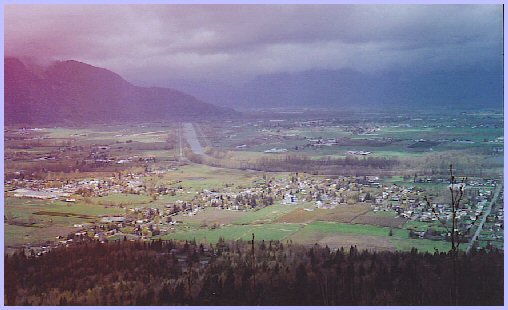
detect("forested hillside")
(5, 239), (503, 306)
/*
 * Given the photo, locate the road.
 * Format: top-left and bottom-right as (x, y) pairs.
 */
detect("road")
(466, 184), (502, 253)
(182, 123), (204, 155)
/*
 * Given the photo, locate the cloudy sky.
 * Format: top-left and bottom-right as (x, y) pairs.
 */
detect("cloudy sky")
(6, 5), (502, 85)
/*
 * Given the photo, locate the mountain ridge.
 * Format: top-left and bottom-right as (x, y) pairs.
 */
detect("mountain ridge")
(163, 68), (503, 111)
(5, 57), (237, 125)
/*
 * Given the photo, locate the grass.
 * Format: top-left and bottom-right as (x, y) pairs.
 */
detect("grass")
(44, 128), (92, 139)
(161, 225), (252, 243)
(367, 150), (425, 158)
(172, 208), (246, 225)
(7, 121), (501, 254)
(5, 197), (121, 246)
(391, 238), (452, 253)
(93, 193), (153, 206)
(403, 220), (448, 232)
(305, 221), (395, 237)
(4, 223), (80, 247)
(283, 128), (352, 139)
(367, 210), (399, 217)
(43, 125), (173, 143)
(383, 176), (449, 193)
(4, 224), (38, 247)
(47, 203), (118, 217)
(160, 223), (301, 243)
(155, 193), (198, 204)
(291, 221), (453, 253)
(248, 224), (302, 241)
(154, 164), (259, 191)
(233, 204), (299, 225)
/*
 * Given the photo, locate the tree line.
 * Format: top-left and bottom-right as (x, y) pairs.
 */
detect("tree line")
(187, 150), (399, 175)
(5, 239), (503, 306)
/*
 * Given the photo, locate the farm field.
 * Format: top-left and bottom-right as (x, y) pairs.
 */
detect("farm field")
(4, 197), (115, 247)
(150, 164), (262, 191)
(351, 214), (407, 228)
(283, 221), (453, 253)
(232, 203), (300, 225)
(162, 206), (452, 253)
(5, 110), (503, 255)
(275, 203), (373, 224)
(198, 113), (503, 170)
(160, 223), (302, 244)
(172, 208), (246, 226)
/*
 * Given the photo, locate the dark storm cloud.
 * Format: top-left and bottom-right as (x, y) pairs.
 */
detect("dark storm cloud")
(5, 4), (503, 85)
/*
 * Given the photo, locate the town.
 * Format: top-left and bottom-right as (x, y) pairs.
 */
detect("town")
(6, 154), (503, 256)
(4, 109), (504, 258)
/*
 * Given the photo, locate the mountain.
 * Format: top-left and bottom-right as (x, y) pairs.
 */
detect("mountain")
(235, 68), (504, 110)
(5, 57), (237, 125)
(166, 68), (503, 111)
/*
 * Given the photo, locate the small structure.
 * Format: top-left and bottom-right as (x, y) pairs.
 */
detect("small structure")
(100, 216), (126, 223)
(13, 188), (59, 200)
(282, 193), (298, 205)
(264, 148), (288, 153)
(347, 150), (372, 156)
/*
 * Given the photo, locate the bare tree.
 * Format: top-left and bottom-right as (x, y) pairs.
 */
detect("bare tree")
(425, 164), (471, 253)
(424, 164), (483, 305)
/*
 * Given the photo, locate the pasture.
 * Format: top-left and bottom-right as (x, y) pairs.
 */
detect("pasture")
(172, 208), (246, 226)
(232, 203), (300, 225)
(275, 203), (372, 224)
(4, 196), (117, 247)
(6, 113), (500, 254)
(160, 223), (301, 244)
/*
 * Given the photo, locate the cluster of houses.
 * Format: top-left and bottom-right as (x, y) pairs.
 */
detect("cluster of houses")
(5, 170), (172, 200)
(8, 161), (503, 255)
(267, 174), (502, 247)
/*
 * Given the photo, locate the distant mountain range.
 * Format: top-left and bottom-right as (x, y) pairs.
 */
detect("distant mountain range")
(5, 57), (237, 125)
(6, 57), (502, 125)
(165, 68), (503, 111)
(240, 68), (504, 110)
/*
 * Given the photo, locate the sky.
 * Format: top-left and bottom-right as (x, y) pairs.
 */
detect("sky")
(5, 4), (504, 109)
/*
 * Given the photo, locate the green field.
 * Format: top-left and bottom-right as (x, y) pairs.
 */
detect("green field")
(152, 164), (260, 191)
(284, 221), (454, 253)
(5, 197), (118, 247)
(5, 190), (463, 254)
(160, 223), (301, 243)
(208, 120), (503, 161)
(93, 193), (153, 206)
(233, 204), (300, 225)
(6, 117), (500, 255)
(159, 217), (455, 253)
(303, 221), (398, 236)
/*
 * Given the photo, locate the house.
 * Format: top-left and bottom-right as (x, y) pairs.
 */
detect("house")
(283, 193), (298, 204)
(264, 148), (288, 153)
(347, 150), (372, 156)
(100, 216), (126, 223)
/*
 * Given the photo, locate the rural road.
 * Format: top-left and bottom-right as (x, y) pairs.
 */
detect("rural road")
(466, 184), (502, 253)
(182, 123), (204, 155)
